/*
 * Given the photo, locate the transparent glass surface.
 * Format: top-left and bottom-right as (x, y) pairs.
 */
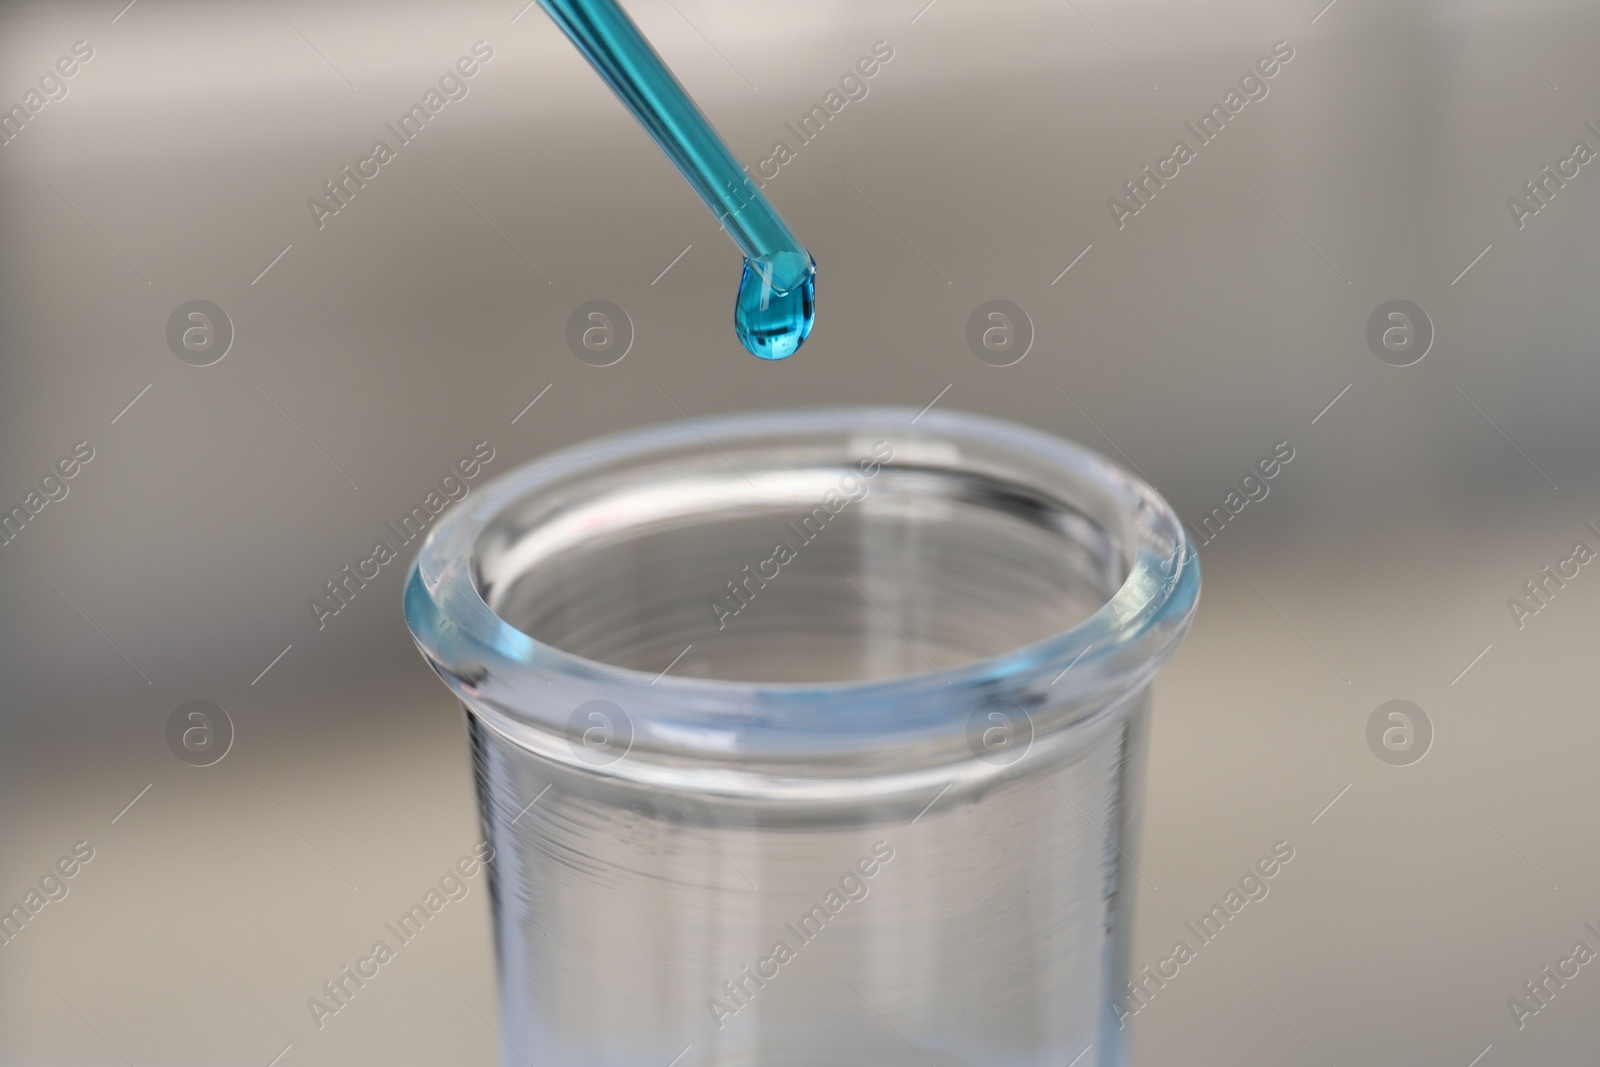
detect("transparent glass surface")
(404, 407), (1200, 1067)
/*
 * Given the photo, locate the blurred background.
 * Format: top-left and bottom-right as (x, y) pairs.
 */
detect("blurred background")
(2, 0), (1599, 1062)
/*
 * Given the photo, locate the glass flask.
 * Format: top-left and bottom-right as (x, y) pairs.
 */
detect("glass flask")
(404, 407), (1200, 1067)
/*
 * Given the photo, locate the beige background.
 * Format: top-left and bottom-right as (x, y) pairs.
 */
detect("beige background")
(2, 0), (1598, 1063)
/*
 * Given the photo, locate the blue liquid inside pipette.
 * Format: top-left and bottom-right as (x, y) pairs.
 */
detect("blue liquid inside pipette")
(735, 250), (815, 360)
(540, 0), (815, 360)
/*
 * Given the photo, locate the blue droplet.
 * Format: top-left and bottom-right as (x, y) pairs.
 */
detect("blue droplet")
(734, 252), (815, 361)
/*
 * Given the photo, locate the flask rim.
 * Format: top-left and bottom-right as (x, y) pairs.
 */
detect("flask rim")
(403, 406), (1199, 784)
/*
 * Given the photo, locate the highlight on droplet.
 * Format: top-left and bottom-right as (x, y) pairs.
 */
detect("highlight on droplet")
(734, 252), (816, 361)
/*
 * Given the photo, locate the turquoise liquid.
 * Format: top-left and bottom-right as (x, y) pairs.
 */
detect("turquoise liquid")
(540, 0), (816, 360)
(735, 250), (815, 360)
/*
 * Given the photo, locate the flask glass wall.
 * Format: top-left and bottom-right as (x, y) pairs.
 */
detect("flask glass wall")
(404, 407), (1200, 1067)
